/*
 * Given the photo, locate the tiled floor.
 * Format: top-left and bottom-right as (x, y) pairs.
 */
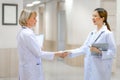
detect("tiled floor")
(0, 60), (119, 80)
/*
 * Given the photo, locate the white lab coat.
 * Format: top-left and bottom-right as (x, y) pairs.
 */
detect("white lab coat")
(17, 27), (55, 80)
(69, 25), (116, 80)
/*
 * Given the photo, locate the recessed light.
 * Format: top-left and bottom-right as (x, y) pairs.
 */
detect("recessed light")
(32, 1), (41, 5)
(26, 3), (34, 7)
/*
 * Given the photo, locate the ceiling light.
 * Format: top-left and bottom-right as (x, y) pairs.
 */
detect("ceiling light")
(26, 3), (34, 7)
(32, 1), (41, 5)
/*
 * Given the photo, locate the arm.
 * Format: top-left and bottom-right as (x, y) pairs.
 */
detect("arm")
(25, 33), (55, 60)
(68, 32), (92, 58)
(25, 33), (67, 60)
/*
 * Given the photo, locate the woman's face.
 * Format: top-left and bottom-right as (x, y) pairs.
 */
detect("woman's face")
(27, 13), (37, 27)
(92, 11), (104, 26)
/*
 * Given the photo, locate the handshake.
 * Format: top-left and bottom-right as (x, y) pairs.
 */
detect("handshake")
(54, 50), (71, 58)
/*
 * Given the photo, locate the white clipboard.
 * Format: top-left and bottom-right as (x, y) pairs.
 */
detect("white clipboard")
(36, 34), (44, 47)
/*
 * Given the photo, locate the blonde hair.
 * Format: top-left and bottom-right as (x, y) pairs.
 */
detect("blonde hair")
(19, 9), (37, 26)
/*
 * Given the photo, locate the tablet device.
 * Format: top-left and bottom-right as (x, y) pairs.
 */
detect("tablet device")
(92, 43), (108, 51)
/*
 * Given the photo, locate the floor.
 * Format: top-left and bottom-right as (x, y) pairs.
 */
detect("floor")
(0, 59), (119, 80)
(43, 59), (120, 80)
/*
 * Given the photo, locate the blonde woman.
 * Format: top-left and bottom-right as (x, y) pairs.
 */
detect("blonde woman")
(17, 9), (67, 80)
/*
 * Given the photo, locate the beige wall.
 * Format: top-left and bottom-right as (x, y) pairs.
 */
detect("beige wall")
(116, 0), (120, 68)
(0, 0), (23, 48)
(0, 48), (18, 77)
(0, 0), (23, 77)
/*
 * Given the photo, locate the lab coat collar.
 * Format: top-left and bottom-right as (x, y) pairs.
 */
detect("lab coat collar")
(98, 25), (107, 32)
(92, 25), (107, 34)
(22, 26), (34, 33)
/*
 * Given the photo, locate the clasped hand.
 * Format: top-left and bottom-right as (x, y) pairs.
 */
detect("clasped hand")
(55, 51), (70, 58)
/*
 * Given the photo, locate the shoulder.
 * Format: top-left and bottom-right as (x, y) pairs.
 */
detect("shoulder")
(103, 29), (115, 40)
(104, 29), (113, 35)
(102, 25), (113, 35)
(20, 28), (34, 38)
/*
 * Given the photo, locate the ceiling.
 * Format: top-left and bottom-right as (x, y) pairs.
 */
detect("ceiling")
(23, 0), (64, 7)
(23, 0), (115, 6)
(23, 0), (41, 7)
(23, 0), (56, 7)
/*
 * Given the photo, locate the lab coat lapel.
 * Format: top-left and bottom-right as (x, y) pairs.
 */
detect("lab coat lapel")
(91, 25), (107, 44)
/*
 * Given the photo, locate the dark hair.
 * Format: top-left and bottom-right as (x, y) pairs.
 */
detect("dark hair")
(94, 8), (111, 31)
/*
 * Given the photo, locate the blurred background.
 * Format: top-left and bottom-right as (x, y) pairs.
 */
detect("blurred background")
(0, 0), (120, 80)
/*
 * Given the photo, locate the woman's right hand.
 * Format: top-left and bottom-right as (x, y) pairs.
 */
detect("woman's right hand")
(90, 46), (102, 54)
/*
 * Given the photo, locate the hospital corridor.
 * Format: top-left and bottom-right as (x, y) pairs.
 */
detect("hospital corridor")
(0, 0), (120, 80)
